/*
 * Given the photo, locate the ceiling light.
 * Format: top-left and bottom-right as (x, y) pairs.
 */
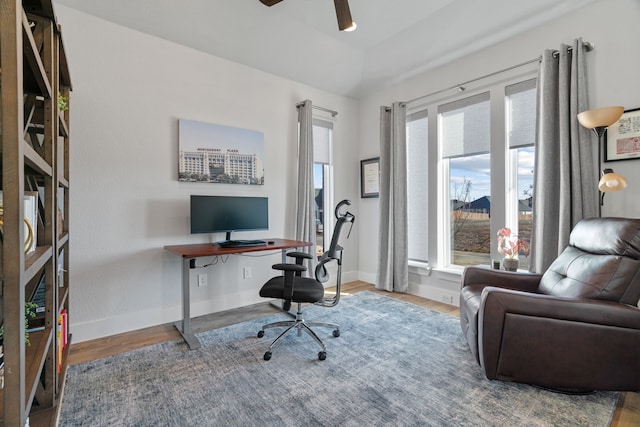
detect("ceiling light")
(334, 0), (357, 32)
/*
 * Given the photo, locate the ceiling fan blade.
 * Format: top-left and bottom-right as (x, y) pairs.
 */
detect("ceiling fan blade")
(334, 0), (356, 31)
(259, 0), (284, 6)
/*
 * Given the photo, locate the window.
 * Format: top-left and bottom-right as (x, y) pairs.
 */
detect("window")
(313, 119), (333, 256)
(407, 110), (429, 262)
(440, 93), (491, 267)
(406, 71), (537, 270)
(505, 79), (536, 270)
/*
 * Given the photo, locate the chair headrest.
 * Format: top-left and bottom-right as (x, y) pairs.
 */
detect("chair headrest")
(569, 217), (640, 259)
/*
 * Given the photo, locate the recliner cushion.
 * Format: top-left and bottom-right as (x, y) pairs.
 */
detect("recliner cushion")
(569, 217), (640, 259)
(539, 218), (640, 304)
(259, 276), (325, 303)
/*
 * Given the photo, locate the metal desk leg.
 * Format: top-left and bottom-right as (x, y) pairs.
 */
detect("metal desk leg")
(174, 257), (202, 350)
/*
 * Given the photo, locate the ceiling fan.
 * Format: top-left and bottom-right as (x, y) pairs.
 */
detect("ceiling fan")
(259, 0), (357, 32)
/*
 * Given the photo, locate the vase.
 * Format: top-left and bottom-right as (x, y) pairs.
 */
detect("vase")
(503, 258), (519, 271)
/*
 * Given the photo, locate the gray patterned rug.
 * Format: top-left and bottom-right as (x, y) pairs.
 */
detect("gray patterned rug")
(60, 292), (618, 426)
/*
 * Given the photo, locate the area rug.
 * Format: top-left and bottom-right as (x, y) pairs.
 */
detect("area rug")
(59, 292), (619, 426)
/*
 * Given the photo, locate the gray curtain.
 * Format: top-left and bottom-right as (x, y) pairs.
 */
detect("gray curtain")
(376, 102), (409, 292)
(530, 39), (598, 273)
(295, 100), (316, 275)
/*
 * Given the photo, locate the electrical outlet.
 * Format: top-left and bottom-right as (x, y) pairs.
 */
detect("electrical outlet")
(197, 274), (208, 287)
(243, 266), (252, 279)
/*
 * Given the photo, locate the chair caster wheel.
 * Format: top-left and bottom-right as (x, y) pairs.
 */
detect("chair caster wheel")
(318, 351), (326, 361)
(332, 329), (340, 337)
(264, 351), (272, 361)
(257, 330), (265, 338)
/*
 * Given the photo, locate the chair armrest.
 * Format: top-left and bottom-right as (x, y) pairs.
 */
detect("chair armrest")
(462, 266), (542, 293)
(479, 288), (640, 388)
(287, 251), (313, 260)
(287, 251), (313, 264)
(272, 263), (307, 273)
(270, 264), (307, 304)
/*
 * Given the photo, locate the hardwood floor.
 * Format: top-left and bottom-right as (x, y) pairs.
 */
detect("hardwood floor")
(68, 281), (639, 426)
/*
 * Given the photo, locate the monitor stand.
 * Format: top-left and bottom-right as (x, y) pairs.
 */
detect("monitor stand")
(217, 232), (266, 248)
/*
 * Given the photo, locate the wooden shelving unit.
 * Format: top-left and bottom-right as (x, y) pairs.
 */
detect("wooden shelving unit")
(1, 0), (71, 425)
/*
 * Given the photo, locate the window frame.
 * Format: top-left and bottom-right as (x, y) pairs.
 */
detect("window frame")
(405, 67), (538, 271)
(312, 118), (334, 256)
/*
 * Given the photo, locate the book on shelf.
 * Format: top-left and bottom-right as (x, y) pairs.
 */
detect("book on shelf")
(31, 273), (46, 314)
(0, 344), (4, 389)
(57, 309), (68, 373)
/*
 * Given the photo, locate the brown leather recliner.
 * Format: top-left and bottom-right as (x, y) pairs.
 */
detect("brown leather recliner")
(460, 217), (640, 391)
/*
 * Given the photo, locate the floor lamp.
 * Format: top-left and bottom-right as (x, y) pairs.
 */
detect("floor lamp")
(577, 106), (627, 214)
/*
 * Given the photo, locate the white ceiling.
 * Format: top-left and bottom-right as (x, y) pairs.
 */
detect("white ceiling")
(55, 0), (598, 98)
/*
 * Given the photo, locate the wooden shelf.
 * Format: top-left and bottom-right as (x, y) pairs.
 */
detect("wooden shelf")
(24, 141), (53, 177)
(27, 334), (71, 427)
(29, 105), (70, 137)
(58, 286), (69, 313)
(0, 329), (52, 424)
(1, 1), (71, 425)
(58, 112), (69, 137)
(22, 11), (52, 97)
(57, 232), (69, 247)
(25, 329), (53, 415)
(25, 246), (53, 284)
(23, 0), (55, 20)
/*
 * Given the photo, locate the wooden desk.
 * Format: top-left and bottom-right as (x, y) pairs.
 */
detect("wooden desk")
(164, 238), (312, 349)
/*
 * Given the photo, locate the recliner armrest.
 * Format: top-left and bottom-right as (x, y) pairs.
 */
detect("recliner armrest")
(481, 287), (640, 329)
(462, 266), (542, 293)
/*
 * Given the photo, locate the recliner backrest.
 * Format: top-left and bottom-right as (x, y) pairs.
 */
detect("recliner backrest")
(538, 217), (640, 305)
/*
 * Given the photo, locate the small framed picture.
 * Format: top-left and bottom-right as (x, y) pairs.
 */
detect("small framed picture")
(605, 108), (640, 162)
(360, 157), (380, 198)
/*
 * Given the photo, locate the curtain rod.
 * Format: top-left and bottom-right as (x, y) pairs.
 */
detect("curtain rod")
(404, 41), (594, 106)
(296, 102), (338, 117)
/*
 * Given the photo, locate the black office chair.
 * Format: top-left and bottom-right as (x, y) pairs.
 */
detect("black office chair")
(257, 200), (355, 361)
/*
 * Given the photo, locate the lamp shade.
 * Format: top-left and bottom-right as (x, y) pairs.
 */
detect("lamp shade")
(598, 168), (627, 192)
(577, 106), (624, 129)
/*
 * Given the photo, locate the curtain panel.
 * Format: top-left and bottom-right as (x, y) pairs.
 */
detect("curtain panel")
(376, 102), (409, 292)
(530, 39), (598, 273)
(295, 100), (317, 275)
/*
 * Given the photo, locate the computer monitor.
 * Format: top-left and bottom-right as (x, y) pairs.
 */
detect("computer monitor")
(190, 195), (268, 241)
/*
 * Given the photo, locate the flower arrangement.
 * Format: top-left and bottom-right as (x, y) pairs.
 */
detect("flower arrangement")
(497, 228), (530, 260)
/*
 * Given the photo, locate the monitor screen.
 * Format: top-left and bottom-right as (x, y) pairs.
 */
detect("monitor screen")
(190, 195), (268, 237)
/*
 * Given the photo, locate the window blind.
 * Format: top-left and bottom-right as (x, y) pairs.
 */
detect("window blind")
(312, 119), (332, 165)
(439, 92), (490, 158)
(506, 79), (537, 148)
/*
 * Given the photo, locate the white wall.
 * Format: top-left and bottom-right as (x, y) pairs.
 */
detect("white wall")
(57, 6), (360, 343)
(357, 0), (640, 303)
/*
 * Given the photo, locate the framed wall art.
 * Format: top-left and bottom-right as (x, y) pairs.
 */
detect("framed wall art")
(360, 157), (380, 198)
(178, 118), (265, 185)
(605, 108), (640, 162)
